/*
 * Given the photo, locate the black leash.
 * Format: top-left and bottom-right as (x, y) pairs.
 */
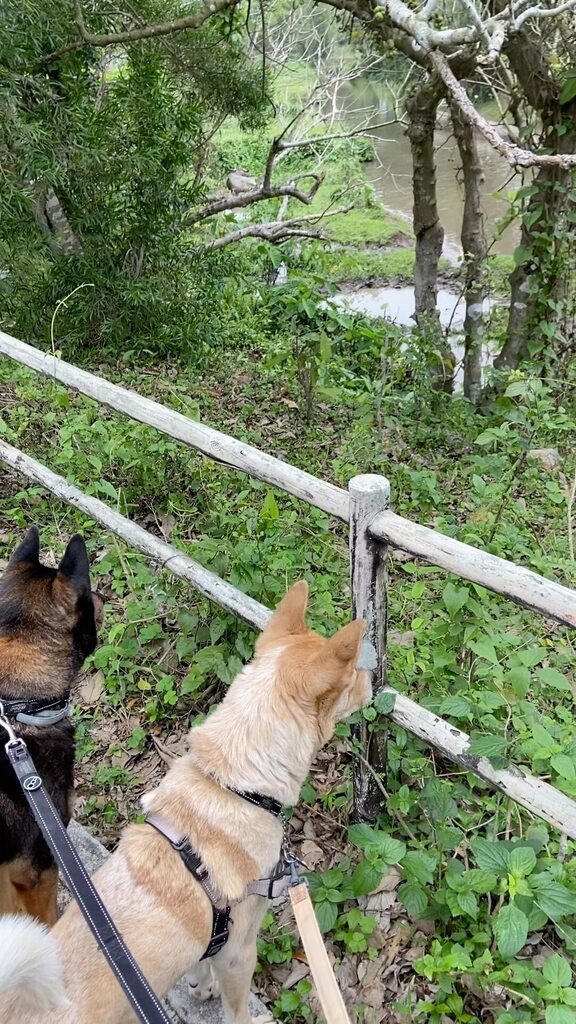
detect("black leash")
(0, 707), (173, 1024)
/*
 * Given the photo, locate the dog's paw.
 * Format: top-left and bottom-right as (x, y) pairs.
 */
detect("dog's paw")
(251, 1014), (275, 1024)
(187, 962), (220, 1001)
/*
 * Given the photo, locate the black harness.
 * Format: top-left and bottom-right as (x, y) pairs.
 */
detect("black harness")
(146, 788), (287, 960)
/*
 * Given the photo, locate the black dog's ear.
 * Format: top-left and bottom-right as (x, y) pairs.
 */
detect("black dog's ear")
(58, 535), (91, 592)
(9, 525), (41, 566)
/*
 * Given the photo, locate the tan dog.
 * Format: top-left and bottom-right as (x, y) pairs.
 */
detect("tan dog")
(0, 581), (371, 1022)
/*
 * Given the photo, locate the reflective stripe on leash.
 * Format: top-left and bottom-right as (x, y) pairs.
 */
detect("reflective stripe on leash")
(0, 706), (173, 1024)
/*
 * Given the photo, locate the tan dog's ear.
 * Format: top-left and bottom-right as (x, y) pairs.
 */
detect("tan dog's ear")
(257, 580), (309, 650)
(325, 619), (366, 665)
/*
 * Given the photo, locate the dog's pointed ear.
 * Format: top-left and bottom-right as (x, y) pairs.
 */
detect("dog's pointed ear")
(57, 535), (91, 593)
(9, 526), (40, 566)
(325, 619), (366, 666)
(256, 580), (309, 650)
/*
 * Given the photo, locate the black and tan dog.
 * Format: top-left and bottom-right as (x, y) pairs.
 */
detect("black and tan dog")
(0, 526), (102, 926)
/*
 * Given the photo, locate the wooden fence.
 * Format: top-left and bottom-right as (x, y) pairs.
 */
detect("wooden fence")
(1, 330), (576, 835)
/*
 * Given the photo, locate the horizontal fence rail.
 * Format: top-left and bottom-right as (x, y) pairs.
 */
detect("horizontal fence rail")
(0, 442), (269, 630)
(2, 334), (575, 628)
(2, 440), (576, 838)
(372, 511), (576, 628)
(0, 331), (349, 521)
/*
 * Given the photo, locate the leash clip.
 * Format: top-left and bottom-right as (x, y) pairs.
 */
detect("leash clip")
(286, 851), (309, 889)
(0, 701), (19, 750)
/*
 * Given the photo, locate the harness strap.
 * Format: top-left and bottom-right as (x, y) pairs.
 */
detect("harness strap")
(4, 735), (172, 1024)
(146, 812), (230, 960)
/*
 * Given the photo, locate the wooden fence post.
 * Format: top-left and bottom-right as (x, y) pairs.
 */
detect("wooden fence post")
(349, 474), (390, 822)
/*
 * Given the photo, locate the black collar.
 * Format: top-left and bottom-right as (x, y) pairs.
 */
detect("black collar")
(0, 695), (68, 717)
(228, 787), (284, 818)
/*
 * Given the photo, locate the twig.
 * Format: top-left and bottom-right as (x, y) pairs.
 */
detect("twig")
(568, 468), (576, 561)
(50, 283), (95, 355)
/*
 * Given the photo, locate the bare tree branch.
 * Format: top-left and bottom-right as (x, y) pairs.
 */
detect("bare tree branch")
(187, 174), (324, 225)
(429, 50), (576, 168)
(206, 205), (353, 249)
(513, 0), (576, 28)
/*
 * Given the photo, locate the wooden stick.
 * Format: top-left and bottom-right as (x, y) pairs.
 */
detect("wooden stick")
(0, 331), (349, 521)
(371, 510), (576, 628)
(290, 883), (351, 1024)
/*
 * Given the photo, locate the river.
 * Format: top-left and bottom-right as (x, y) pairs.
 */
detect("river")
(338, 79), (521, 258)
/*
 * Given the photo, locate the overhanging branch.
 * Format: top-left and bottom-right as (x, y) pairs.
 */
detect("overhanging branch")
(429, 50), (576, 168)
(34, 0), (239, 65)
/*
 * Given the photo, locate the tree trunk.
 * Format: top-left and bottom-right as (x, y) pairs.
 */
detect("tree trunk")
(495, 110), (576, 370)
(406, 80), (454, 391)
(494, 24), (576, 370)
(451, 100), (487, 402)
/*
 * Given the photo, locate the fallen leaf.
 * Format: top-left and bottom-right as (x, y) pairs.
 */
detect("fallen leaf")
(78, 670), (105, 704)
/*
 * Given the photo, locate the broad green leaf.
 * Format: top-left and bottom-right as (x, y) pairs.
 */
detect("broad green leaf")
(505, 380), (528, 398)
(505, 666), (531, 699)
(469, 638), (499, 665)
(468, 733), (508, 759)
(531, 875), (576, 919)
(373, 835), (406, 864)
(348, 824), (377, 850)
(402, 851), (437, 885)
(471, 839), (510, 873)
(543, 954), (572, 988)
(350, 860), (383, 897)
(518, 646), (548, 668)
(545, 1007), (576, 1024)
(560, 74), (576, 105)
(456, 891), (478, 919)
(463, 868), (498, 893)
(507, 847), (537, 878)
(398, 881), (428, 916)
(349, 828), (405, 863)
(538, 667), (572, 692)
(525, 824), (549, 853)
(439, 696), (473, 719)
(421, 779), (458, 819)
(551, 754), (576, 780)
(530, 722), (561, 753)
(314, 899), (338, 933)
(373, 690), (396, 715)
(260, 490), (279, 522)
(493, 903), (529, 957)
(442, 582), (469, 617)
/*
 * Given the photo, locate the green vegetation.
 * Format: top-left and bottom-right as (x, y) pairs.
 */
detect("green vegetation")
(1, 310), (576, 1021)
(1, 3), (576, 1022)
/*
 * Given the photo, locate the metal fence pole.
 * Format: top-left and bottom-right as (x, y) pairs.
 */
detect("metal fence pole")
(349, 474), (390, 822)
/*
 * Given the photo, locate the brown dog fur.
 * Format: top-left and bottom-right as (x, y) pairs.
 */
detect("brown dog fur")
(0, 581), (371, 1022)
(0, 526), (102, 925)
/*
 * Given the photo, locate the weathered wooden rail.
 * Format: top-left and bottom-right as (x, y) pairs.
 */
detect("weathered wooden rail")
(1, 331), (576, 836)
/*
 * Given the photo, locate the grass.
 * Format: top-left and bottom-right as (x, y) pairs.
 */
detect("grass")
(1, 332), (576, 1024)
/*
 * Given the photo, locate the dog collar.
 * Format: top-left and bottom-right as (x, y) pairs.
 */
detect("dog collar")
(227, 788), (284, 818)
(0, 696), (70, 728)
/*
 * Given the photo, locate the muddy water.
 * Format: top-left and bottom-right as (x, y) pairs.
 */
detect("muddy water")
(332, 287), (498, 388)
(338, 80), (521, 258)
